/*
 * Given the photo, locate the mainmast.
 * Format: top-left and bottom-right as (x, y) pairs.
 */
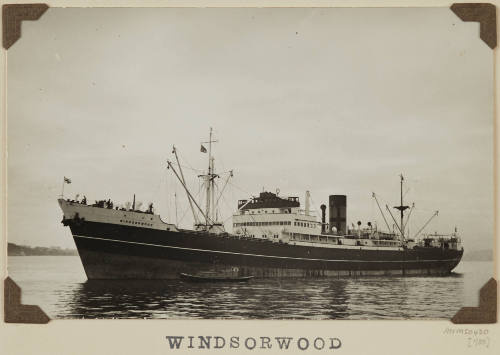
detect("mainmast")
(393, 174), (409, 241)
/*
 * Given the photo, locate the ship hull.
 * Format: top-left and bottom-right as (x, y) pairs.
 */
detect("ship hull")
(68, 221), (463, 279)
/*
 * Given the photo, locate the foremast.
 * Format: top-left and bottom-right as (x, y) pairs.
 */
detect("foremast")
(199, 127), (219, 225)
(167, 128), (231, 233)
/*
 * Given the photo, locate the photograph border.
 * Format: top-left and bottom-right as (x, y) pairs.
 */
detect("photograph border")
(1, 1), (498, 354)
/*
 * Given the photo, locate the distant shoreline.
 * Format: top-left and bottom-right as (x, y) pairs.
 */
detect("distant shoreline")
(8, 243), (78, 256)
(461, 249), (493, 262)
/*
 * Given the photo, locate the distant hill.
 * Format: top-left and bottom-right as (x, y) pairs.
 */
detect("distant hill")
(462, 249), (493, 261)
(8, 243), (78, 256)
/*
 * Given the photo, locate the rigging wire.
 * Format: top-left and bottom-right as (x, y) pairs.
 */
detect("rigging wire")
(176, 150), (204, 173)
(164, 168), (172, 221)
(219, 193), (235, 224)
(214, 180), (237, 225)
(177, 203), (191, 225)
(371, 196), (375, 229)
(177, 182), (203, 226)
(228, 181), (253, 197)
(214, 172), (233, 214)
(170, 161), (204, 174)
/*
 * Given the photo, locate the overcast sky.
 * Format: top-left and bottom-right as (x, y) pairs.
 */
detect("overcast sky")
(7, 7), (493, 253)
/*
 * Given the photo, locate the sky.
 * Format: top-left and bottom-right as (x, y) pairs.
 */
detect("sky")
(7, 7), (494, 253)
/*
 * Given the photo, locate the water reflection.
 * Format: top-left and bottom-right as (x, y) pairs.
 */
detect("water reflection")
(60, 274), (463, 320)
(63, 278), (350, 319)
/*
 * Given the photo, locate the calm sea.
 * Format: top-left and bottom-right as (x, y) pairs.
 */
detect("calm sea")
(7, 256), (493, 320)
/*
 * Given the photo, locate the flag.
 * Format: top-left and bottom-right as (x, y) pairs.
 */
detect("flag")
(64, 177), (72, 184)
(200, 144), (207, 153)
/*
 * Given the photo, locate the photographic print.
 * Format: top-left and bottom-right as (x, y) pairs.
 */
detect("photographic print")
(4, 5), (495, 323)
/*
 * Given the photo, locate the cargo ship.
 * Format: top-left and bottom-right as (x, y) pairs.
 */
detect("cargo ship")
(59, 129), (463, 279)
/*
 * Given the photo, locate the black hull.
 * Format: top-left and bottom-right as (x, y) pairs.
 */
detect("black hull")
(68, 221), (463, 279)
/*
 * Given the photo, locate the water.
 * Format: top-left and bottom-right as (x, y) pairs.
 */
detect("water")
(7, 256), (493, 320)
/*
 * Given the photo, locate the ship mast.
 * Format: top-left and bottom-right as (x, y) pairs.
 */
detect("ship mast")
(168, 128), (231, 231)
(393, 174), (409, 241)
(201, 127), (219, 225)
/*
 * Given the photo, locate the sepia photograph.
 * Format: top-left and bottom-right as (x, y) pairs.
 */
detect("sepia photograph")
(3, 4), (495, 327)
